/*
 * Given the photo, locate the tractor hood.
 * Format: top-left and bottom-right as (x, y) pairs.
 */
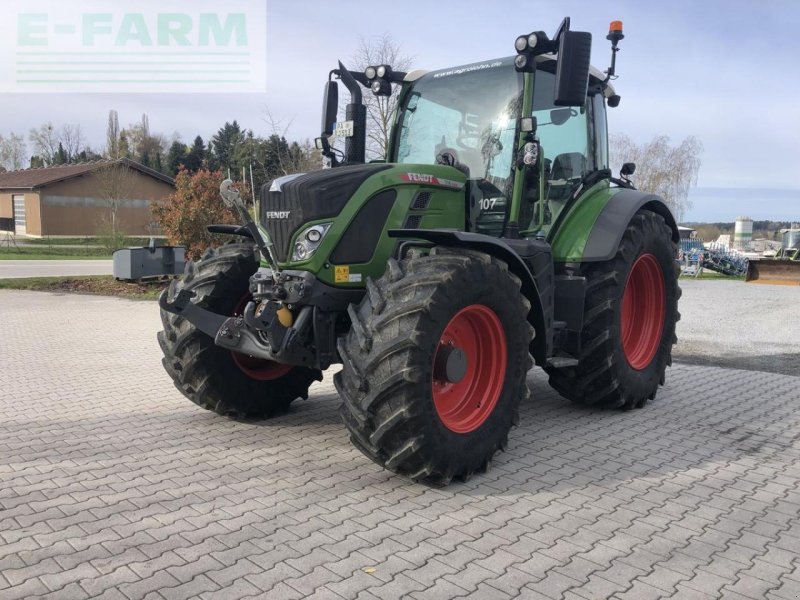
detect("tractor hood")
(258, 163), (391, 261)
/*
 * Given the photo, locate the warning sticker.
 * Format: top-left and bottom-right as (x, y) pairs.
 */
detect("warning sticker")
(334, 265), (349, 283)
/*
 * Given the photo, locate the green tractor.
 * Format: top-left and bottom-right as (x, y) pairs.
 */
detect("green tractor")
(159, 18), (680, 484)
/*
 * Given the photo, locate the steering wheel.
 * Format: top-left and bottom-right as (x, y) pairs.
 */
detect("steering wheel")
(435, 148), (460, 167)
(435, 148), (470, 177)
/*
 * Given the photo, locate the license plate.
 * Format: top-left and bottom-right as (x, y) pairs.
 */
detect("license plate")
(334, 120), (354, 138)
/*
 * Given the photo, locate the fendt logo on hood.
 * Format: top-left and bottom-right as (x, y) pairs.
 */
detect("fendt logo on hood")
(265, 211), (291, 219)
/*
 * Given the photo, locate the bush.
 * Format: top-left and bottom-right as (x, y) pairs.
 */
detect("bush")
(151, 168), (243, 260)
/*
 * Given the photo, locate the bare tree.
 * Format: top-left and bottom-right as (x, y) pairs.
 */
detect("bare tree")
(29, 122), (87, 165)
(106, 110), (121, 159)
(0, 133), (27, 171)
(610, 134), (703, 221)
(95, 160), (137, 237)
(60, 124), (85, 162)
(349, 34), (413, 159)
(28, 122), (60, 166)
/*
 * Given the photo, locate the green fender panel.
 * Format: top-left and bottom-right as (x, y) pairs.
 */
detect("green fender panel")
(550, 184), (678, 263)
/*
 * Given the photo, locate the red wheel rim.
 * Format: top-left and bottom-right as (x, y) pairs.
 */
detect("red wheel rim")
(432, 304), (507, 433)
(230, 295), (293, 381)
(621, 253), (666, 370)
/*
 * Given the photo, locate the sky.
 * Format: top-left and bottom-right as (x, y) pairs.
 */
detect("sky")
(0, 0), (798, 223)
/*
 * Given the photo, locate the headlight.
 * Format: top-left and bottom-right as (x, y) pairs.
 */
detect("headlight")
(365, 66), (377, 79)
(376, 65), (388, 78)
(291, 223), (332, 261)
(527, 33), (538, 49)
(514, 35), (528, 52)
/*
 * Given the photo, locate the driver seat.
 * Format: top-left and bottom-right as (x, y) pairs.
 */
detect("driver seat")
(547, 153), (586, 219)
(550, 152), (587, 181)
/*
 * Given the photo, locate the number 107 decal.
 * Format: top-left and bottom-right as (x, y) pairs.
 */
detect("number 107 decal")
(478, 198), (498, 210)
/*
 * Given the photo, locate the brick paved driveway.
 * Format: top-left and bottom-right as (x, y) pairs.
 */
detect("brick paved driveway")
(1, 289), (799, 600)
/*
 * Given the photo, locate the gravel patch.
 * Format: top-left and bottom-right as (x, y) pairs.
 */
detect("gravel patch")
(674, 278), (799, 376)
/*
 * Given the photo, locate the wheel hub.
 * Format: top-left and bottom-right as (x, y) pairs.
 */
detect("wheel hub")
(431, 304), (507, 433)
(434, 345), (468, 384)
(621, 253), (666, 370)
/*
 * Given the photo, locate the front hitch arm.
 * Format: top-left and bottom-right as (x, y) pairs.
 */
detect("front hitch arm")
(159, 290), (281, 361)
(159, 289), (228, 339)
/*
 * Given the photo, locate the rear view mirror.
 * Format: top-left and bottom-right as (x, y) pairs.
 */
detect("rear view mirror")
(621, 162), (636, 177)
(321, 81), (339, 136)
(554, 31), (592, 106)
(550, 108), (573, 126)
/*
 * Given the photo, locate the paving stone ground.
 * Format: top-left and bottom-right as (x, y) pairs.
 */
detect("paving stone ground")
(1, 289), (799, 600)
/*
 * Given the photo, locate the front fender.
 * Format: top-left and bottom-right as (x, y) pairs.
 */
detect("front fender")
(388, 229), (553, 364)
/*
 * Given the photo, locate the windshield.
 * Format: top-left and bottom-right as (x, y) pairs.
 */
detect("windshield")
(393, 59), (523, 185)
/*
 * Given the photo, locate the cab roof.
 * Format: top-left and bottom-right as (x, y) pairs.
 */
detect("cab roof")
(404, 54), (616, 98)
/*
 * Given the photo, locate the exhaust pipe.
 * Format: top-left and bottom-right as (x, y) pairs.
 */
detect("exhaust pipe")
(337, 61), (366, 165)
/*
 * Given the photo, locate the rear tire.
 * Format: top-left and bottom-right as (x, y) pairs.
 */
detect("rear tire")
(157, 243), (321, 418)
(546, 210), (680, 410)
(336, 247), (533, 485)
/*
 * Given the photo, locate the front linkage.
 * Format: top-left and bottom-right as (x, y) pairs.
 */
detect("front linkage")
(159, 180), (356, 372)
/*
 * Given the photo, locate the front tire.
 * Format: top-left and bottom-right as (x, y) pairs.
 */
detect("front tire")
(336, 248), (533, 485)
(546, 210), (680, 409)
(157, 243), (321, 418)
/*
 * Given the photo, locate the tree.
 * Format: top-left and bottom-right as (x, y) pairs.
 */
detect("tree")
(185, 136), (206, 171)
(0, 133), (27, 171)
(122, 113), (167, 171)
(28, 122), (60, 166)
(106, 110), (121, 159)
(55, 142), (68, 165)
(258, 110), (322, 182)
(95, 160), (137, 237)
(60, 124), (85, 162)
(151, 168), (239, 260)
(118, 132), (132, 159)
(28, 122), (88, 166)
(210, 121), (246, 175)
(78, 147), (104, 162)
(350, 34), (413, 159)
(166, 141), (188, 177)
(610, 134), (703, 221)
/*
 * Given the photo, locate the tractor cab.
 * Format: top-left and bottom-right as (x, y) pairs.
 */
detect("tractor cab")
(389, 54), (616, 239)
(317, 17), (623, 246)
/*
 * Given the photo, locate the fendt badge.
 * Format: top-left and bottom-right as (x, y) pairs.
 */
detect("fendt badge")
(266, 211), (291, 219)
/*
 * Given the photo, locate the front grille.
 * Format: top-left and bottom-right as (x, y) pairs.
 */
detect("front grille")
(259, 164), (392, 262)
(259, 187), (305, 261)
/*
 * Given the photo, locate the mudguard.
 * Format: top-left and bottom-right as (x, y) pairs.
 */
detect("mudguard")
(581, 189), (679, 262)
(388, 229), (553, 363)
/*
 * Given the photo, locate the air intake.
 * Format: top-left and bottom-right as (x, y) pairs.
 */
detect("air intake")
(411, 191), (431, 210)
(404, 215), (423, 229)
